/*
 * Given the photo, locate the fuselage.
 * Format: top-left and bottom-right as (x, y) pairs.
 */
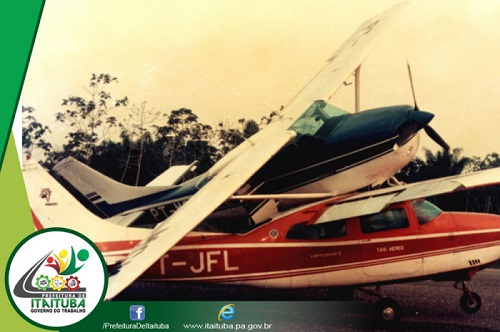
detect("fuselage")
(105, 102), (434, 227)
(96, 199), (500, 288)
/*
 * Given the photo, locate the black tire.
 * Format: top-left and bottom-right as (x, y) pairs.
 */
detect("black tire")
(460, 292), (482, 314)
(373, 297), (402, 327)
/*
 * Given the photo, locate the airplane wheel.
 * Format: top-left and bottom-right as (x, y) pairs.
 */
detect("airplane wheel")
(373, 297), (401, 326)
(460, 292), (481, 314)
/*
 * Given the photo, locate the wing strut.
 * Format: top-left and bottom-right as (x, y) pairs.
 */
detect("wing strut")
(355, 65), (361, 113)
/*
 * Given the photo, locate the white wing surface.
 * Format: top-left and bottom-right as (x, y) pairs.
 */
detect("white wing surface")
(314, 167), (500, 223)
(207, 3), (408, 175)
(283, 2), (407, 120)
(105, 131), (295, 299)
(104, 4), (407, 299)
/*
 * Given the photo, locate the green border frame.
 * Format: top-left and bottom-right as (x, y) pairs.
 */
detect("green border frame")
(0, 1), (45, 169)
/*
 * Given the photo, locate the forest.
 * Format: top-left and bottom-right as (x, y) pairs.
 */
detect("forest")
(22, 73), (500, 215)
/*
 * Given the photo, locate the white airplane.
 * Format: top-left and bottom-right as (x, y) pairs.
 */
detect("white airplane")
(21, 3), (500, 325)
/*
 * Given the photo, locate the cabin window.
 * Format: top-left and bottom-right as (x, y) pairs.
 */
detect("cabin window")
(360, 208), (409, 233)
(411, 199), (443, 225)
(289, 100), (348, 138)
(286, 220), (347, 240)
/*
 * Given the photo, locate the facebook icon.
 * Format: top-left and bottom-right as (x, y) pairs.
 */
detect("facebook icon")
(130, 305), (145, 321)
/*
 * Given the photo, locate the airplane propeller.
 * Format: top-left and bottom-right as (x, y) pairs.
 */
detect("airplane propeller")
(407, 61), (450, 151)
(424, 125), (450, 151)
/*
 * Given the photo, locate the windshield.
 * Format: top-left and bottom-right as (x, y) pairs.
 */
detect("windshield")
(411, 199), (443, 225)
(289, 100), (348, 137)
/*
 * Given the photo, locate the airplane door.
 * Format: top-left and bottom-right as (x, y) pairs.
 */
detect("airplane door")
(359, 207), (423, 278)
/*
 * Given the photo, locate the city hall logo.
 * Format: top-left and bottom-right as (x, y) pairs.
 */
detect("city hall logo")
(6, 228), (107, 329)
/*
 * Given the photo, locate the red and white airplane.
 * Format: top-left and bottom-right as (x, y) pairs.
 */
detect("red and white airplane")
(21, 3), (500, 324)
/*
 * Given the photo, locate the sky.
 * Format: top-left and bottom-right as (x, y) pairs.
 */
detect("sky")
(21, 0), (500, 160)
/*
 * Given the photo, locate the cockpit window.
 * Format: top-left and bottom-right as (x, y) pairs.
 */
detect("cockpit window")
(411, 199), (443, 225)
(360, 208), (409, 233)
(289, 100), (348, 137)
(286, 220), (347, 240)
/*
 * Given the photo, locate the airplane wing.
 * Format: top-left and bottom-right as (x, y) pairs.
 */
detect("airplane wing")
(105, 4), (407, 299)
(105, 131), (295, 299)
(207, 2), (407, 178)
(283, 2), (407, 120)
(315, 167), (500, 224)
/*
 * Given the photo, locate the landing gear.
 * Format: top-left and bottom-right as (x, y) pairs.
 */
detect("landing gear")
(373, 297), (402, 326)
(460, 292), (481, 313)
(455, 281), (482, 313)
(358, 287), (402, 326)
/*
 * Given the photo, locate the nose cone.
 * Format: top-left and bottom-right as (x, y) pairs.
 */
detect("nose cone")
(408, 109), (434, 127)
(394, 108), (435, 148)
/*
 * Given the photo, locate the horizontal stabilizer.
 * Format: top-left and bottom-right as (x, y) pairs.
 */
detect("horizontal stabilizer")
(146, 161), (196, 186)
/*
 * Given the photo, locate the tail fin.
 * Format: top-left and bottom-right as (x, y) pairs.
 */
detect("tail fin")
(22, 162), (151, 264)
(53, 157), (174, 217)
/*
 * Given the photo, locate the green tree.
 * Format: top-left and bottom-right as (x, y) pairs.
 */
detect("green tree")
(120, 101), (160, 185)
(154, 108), (217, 176)
(398, 148), (473, 183)
(21, 106), (52, 159)
(259, 105), (284, 126)
(479, 153), (500, 169)
(55, 73), (128, 163)
(216, 118), (261, 159)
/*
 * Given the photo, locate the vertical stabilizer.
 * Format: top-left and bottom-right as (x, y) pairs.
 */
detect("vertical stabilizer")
(22, 162), (151, 265)
(53, 157), (175, 216)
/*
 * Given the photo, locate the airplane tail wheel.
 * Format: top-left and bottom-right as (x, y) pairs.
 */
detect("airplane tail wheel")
(373, 297), (401, 326)
(460, 292), (482, 314)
